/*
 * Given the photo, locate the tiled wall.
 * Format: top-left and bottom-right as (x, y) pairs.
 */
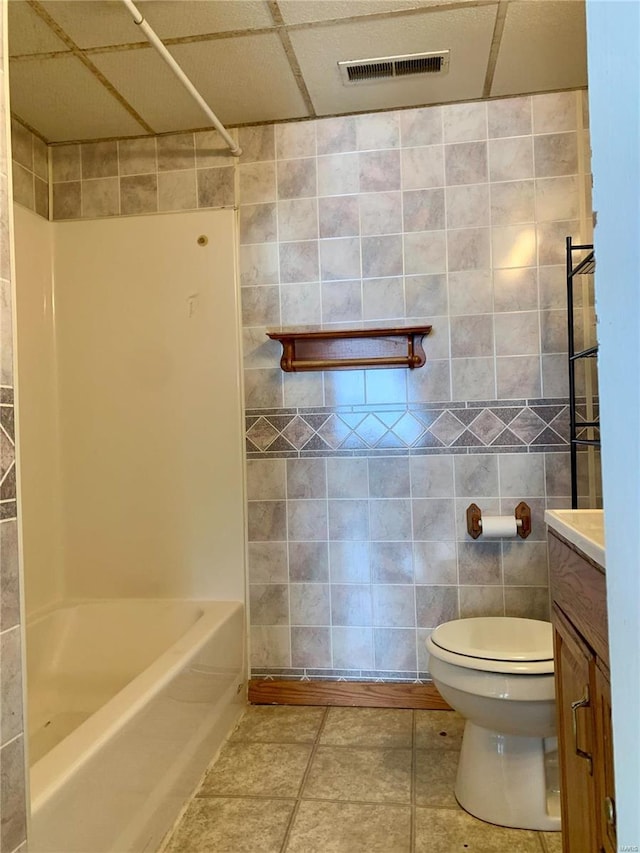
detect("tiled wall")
(241, 91), (594, 681)
(11, 118), (48, 219)
(1, 1), (28, 849)
(50, 129), (237, 219)
(25, 90), (594, 685)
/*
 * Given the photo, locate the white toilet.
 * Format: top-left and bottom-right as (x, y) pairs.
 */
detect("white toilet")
(425, 616), (561, 832)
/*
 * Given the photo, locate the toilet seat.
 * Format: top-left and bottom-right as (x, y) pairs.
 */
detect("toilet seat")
(427, 617), (554, 675)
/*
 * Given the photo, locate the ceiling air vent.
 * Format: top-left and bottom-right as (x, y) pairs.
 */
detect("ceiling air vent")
(338, 51), (450, 85)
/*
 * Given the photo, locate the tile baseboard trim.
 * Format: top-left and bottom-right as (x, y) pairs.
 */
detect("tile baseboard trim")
(248, 678), (451, 710)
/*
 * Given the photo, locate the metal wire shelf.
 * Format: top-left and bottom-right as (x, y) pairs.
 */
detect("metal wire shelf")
(566, 236), (600, 508)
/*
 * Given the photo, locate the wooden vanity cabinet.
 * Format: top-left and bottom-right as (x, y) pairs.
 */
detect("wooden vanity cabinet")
(548, 531), (615, 853)
(594, 662), (616, 853)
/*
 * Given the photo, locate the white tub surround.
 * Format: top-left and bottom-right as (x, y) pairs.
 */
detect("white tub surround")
(27, 599), (246, 853)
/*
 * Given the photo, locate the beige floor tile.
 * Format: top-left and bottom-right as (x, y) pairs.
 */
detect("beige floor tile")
(415, 807), (543, 852)
(285, 800), (411, 853)
(230, 705), (326, 743)
(540, 830), (563, 852)
(415, 749), (459, 808)
(320, 707), (413, 748)
(414, 709), (465, 750)
(198, 742), (312, 798)
(303, 746), (412, 804)
(165, 797), (294, 852)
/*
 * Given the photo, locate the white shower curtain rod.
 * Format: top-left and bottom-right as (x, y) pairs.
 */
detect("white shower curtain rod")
(121, 0), (242, 157)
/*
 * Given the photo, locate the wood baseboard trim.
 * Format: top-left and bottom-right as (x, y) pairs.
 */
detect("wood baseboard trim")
(248, 679), (450, 710)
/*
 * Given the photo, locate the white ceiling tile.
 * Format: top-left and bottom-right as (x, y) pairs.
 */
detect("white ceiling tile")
(92, 47), (212, 133)
(168, 33), (310, 125)
(39, 0), (273, 50)
(289, 5), (499, 116)
(9, 55), (146, 141)
(143, 0), (274, 36)
(38, 1), (141, 49)
(8, 0), (69, 55)
(279, 0), (447, 26)
(491, 1), (587, 97)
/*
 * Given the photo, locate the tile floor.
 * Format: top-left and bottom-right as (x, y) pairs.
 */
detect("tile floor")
(163, 705), (563, 853)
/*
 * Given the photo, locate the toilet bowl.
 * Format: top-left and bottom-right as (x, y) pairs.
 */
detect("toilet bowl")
(426, 616), (561, 832)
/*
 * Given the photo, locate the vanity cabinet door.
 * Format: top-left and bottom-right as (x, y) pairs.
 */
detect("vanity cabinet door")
(553, 605), (598, 853)
(594, 662), (616, 853)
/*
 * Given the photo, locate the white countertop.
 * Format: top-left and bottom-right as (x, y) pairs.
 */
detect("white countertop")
(544, 509), (605, 568)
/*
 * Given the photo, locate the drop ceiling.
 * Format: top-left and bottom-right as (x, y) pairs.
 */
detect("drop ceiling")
(7, 0), (588, 144)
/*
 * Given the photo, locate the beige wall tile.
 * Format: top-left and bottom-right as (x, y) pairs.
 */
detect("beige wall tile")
(12, 162), (34, 209)
(157, 132), (195, 171)
(118, 137), (157, 175)
(81, 177), (119, 217)
(52, 144), (80, 182)
(120, 174), (157, 215)
(52, 181), (81, 219)
(81, 140), (118, 179)
(158, 169), (197, 211)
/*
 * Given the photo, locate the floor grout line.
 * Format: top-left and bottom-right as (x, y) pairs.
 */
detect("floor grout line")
(279, 705), (330, 852)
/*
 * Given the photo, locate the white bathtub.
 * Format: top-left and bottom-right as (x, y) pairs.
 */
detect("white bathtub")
(26, 599), (246, 853)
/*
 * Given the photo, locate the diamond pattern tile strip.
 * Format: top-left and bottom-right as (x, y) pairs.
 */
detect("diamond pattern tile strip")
(491, 406), (524, 424)
(392, 412), (425, 446)
(377, 430), (406, 448)
(0, 406), (15, 441)
(302, 414), (332, 430)
(246, 401), (576, 455)
(317, 414), (352, 449)
(340, 433), (369, 450)
(302, 433), (333, 451)
(413, 430), (444, 448)
(508, 408), (547, 443)
(265, 414), (297, 431)
(411, 409), (442, 429)
(549, 408), (570, 441)
(490, 428), (526, 446)
(532, 405), (565, 424)
(469, 409), (505, 444)
(246, 417), (280, 450)
(340, 412), (367, 429)
(357, 414), (388, 447)
(0, 431), (15, 480)
(0, 464), (16, 500)
(454, 408), (481, 426)
(282, 415), (316, 449)
(377, 410), (403, 428)
(429, 411), (465, 445)
(531, 426), (567, 446)
(451, 429), (484, 447)
(267, 435), (297, 452)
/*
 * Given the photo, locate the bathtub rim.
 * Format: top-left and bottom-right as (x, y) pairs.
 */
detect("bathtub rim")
(28, 597), (245, 814)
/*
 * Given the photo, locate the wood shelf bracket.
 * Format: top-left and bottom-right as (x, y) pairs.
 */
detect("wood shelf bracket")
(266, 325), (432, 372)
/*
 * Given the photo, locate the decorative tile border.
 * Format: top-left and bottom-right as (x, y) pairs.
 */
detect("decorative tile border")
(252, 668), (432, 683)
(246, 398), (579, 457)
(0, 389), (16, 510)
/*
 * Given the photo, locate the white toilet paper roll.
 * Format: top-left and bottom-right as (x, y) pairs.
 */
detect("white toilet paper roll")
(480, 515), (518, 537)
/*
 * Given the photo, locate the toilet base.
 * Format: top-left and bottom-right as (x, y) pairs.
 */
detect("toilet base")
(455, 721), (561, 832)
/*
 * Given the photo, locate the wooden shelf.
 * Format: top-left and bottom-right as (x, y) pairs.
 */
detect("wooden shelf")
(266, 324), (432, 372)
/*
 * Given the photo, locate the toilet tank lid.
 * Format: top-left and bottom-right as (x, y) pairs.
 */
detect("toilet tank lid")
(430, 617), (553, 662)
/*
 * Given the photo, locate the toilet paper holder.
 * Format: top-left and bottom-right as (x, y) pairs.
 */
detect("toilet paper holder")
(466, 501), (532, 540)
